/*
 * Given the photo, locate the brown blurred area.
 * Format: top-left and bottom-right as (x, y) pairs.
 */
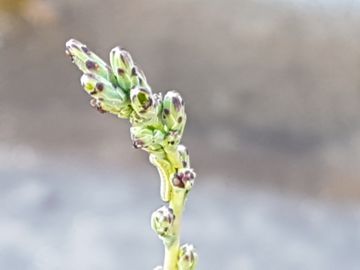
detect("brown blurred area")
(1, 0), (360, 200)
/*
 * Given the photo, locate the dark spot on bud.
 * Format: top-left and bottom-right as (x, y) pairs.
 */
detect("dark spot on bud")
(172, 96), (181, 111)
(96, 82), (104, 91)
(71, 44), (80, 50)
(117, 68), (125, 75)
(89, 90), (97, 95)
(120, 54), (125, 64)
(133, 139), (144, 149)
(95, 105), (106, 114)
(131, 67), (137, 76)
(86, 60), (98, 70)
(178, 116), (182, 123)
(81, 46), (90, 55)
(172, 177), (184, 188)
(181, 99), (185, 106)
(182, 161), (187, 167)
(164, 108), (170, 115)
(97, 107), (107, 114)
(90, 99), (106, 113)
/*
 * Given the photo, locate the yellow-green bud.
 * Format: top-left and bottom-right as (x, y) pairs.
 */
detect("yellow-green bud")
(109, 47), (137, 91)
(80, 73), (131, 116)
(162, 91), (186, 132)
(177, 244), (198, 270)
(80, 73), (126, 102)
(130, 126), (164, 152)
(130, 86), (155, 118)
(151, 205), (175, 238)
(66, 39), (115, 84)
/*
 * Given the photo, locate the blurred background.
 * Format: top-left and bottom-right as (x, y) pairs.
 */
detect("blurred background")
(1, 0), (360, 269)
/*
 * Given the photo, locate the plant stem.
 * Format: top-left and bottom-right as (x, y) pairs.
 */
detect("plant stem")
(163, 189), (186, 270)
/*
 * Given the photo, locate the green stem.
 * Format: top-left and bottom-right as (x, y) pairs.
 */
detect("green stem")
(163, 189), (186, 270)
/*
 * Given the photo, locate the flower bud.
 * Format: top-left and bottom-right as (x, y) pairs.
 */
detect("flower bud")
(177, 244), (198, 270)
(80, 73), (132, 116)
(110, 46), (134, 72)
(151, 206), (175, 237)
(162, 91), (186, 132)
(172, 168), (196, 190)
(130, 86), (155, 118)
(66, 39), (115, 83)
(130, 126), (164, 152)
(89, 97), (132, 118)
(110, 47), (138, 91)
(81, 73), (126, 102)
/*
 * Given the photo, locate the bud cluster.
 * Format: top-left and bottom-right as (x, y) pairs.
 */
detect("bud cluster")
(66, 38), (196, 199)
(66, 38), (198, 270)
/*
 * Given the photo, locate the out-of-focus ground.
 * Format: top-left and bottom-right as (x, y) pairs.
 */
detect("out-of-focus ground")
(1, 165), (360, 270)
(1, 0), (360, 269)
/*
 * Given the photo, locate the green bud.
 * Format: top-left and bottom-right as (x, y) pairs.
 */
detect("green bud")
(130, 86), (155, 118)
(80, 73), (126, 102)
(109, 47), (136, 91)
(89, 97), (132, 119)
(114, 67), (133, 91)
(129, 65), (152, 90)
(110, 46), (134, 73)
(66, 39), (115, 83)
(130, 126), (164, 152)
(162, 91), (186, 132)
(131, 92), (164, 128)
(177, 244), (198, 270)
(151, 205), (175, 238)
(80, 73), (132, 116)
